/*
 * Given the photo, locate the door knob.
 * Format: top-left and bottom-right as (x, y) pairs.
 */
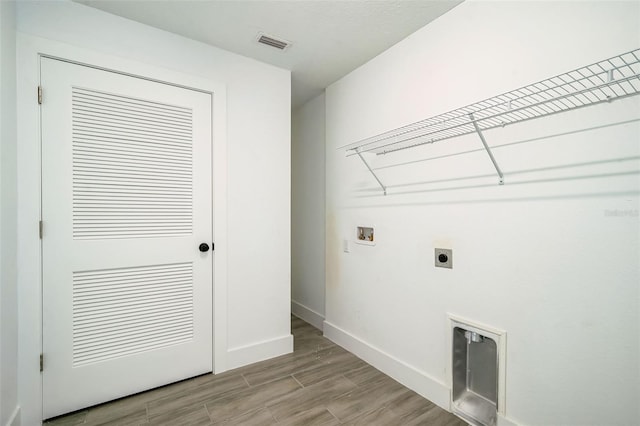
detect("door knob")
(199, 243), (210, 252)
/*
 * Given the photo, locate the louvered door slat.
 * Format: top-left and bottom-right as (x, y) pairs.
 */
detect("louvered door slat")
(72, 87), (194, 239)
(72, 263), (194, 366)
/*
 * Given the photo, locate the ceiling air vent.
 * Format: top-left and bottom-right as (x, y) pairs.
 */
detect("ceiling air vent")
(257, 33), (291, 51)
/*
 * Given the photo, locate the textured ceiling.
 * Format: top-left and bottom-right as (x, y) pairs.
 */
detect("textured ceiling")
(74, 0), (463, 109)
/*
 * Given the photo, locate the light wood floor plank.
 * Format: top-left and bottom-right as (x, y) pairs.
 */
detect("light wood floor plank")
(146, 373), (248, 417)
(277, 407), (340, 426)
(206, 376), (301, 423)
(267, 375), (356, 422)
(211, 406), (277, 426)
(148, 405), (211, 426)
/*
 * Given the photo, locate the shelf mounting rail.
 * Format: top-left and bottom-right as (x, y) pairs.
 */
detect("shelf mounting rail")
(343, 49), (640, 194)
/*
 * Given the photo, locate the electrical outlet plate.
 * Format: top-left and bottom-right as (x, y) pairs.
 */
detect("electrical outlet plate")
(435, 248), (452, 269)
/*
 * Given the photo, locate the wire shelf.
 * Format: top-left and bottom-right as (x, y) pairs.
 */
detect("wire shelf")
(344, 49), (640, 157)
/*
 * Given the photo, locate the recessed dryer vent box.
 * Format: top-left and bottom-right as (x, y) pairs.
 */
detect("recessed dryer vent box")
(355, 226), (375, 246)
(449, 316), (506, 426)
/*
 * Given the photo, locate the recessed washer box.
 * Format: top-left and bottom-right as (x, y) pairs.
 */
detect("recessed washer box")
(435, 248), (452, 268)
(355, 226), (375, 246)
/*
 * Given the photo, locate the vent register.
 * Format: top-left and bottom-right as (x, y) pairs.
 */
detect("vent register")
(257, 33), (290, 50)
(70, 87), (195, 365)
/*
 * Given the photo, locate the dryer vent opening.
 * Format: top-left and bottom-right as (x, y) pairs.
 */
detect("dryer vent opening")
(449, 317), (506, 426)
(452, 327), (498, 426)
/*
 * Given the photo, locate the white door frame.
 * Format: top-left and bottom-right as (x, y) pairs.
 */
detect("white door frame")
(17, 33), (229, 425)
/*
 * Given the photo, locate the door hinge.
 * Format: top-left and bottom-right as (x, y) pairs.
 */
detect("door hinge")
(37, 86), (42, 105)
(212, 242), (214, 251)
(40, 354), (43, 372)
(39, 220), (43, 239)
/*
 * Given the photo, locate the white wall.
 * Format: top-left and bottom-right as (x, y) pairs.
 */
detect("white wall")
(0, 1), (20, 425)
(291, 93), (326, 329)
(325, 1), (639, 425)
(16, 1), (290, 424)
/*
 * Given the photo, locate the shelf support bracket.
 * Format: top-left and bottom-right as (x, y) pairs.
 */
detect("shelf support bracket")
(469, 113), (504, 185)
(356, 150), (387, 195)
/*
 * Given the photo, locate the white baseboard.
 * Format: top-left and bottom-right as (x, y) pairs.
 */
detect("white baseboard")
(226, 334), (293, 370)
(291, 300), (325, 331)
(323, 321), (450, 410)
(5, 406), (20, 426)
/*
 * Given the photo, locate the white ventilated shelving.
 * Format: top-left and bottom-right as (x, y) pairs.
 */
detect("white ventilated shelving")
(343, 49), (640, 195)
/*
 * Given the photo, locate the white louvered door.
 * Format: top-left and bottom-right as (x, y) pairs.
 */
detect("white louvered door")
(41, 58), (213, 419)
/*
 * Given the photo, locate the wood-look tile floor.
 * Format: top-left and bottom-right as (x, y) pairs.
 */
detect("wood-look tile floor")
(46, 316), (467, 426)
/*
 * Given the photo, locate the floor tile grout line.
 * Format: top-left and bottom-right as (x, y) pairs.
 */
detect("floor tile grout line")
(325, 406), (342, 424)
(291, 374), (305, 389)
(265, 405), (281, 424)
(241, 373), (252, 388)
(341, 372), (358, 387)
(204, 397), (213, 422)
